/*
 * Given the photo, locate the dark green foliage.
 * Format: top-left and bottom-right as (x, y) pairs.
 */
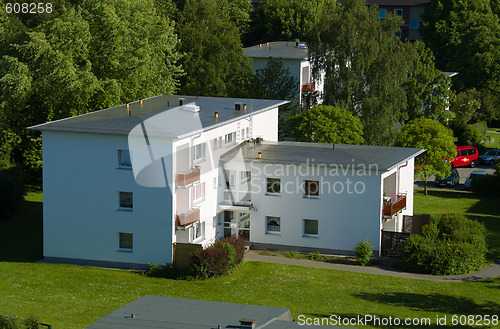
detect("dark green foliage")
(21, 315), (39, 329)
(145, 263), (194, 280)
(217, 242), (236, 267)
(471, 174), (500, 197)
(0, 315), (19, 329)
(398, 214), (487, 275)
(291, 105), (364, 144)
(354, 240), (373, 266)
(0, 167), (26, 219)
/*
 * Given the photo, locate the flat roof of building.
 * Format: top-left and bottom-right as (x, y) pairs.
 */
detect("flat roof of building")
(86, 295), (337, 329)
(221, 141), (425, 172)
(244, 41), (310, 60)
(337, 0), (430, 5)
(28, 95), (287, 138)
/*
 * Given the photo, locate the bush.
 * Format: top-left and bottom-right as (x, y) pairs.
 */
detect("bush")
(217, 242), (236, 267)
(471, 174), (500, 197)
(0, 315), (20, 329)
(22, 316), (39, 329)
(398, 215), (487, 275)
(192, 244), (229, 279)
(0, 167), (26, 220)
(221, 236), (246, 265)
(354, 239), (373, 266)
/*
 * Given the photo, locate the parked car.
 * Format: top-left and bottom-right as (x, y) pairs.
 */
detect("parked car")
(464, 170), (488, 189)
(451, 146), (479, 168)
(434, 168), (460, 188)
(478, 149), (500, 166)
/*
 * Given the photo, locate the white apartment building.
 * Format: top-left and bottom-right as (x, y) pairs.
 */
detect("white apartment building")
(244, 41), (325, 108)
(31, 94), (423, 268)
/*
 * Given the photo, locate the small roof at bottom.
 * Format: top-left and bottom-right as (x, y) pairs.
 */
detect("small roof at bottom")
(86, 295), (341, 329)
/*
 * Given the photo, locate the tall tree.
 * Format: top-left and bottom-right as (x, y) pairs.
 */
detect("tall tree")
(394, 118), (456, 196)
(309, 0), (413, 145)
(402, 41), (453, 123)
(175, 0), (253, 97)
(420, 0), (500, 93)
(291, 105), (364, 144)
(244, 0), (332, 46)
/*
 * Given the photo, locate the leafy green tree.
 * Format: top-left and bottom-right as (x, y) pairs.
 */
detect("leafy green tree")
(402, 41), (453, 123)
(309, 0), (412, 145)
(244, 0), (332, 46)
(420, 0), (500, 93)
(394, 118), (456, 196)
(175, 0), (253, 97)
(291, 105), (364, 144)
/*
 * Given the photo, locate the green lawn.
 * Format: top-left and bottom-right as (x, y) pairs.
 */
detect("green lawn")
(485, 132), (500, 149)
(1, 191), (499, 328)
(414, 189), (500, 262)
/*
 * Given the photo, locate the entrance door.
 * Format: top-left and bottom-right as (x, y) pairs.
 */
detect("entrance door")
(237, 212), (250, 241)
(223, 211), (250, 241)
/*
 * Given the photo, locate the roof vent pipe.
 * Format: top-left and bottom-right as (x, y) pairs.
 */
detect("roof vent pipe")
(240, 319), (256, 329)
(296, 41), (299, 46)
(215, 112), (219, 121)
(243, 104), (247, 112)
(179, 98), (185, 106)
(257, 152), (262, 160)
(126, 103), (130, 117)
(235, 103), (242, 111)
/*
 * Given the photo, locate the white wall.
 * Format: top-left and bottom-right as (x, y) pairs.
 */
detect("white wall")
(247, 163), (382, 252)
(43, 131), (174, 266)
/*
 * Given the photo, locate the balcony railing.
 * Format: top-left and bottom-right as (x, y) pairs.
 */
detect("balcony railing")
(176, 208), (200, 227)
(302, 82), (315, 91)
(176, 166), (200, 188)
(383, 194), (407, 217)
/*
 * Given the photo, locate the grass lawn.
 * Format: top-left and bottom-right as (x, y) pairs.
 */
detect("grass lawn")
(1, 191), (499, 328)
(485, 132), (500, 149)
(414, 189), (500, 262)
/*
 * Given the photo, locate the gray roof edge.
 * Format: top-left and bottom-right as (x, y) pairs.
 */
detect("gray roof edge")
(175, 100), (289, 139)
(385, 148), (426, 172)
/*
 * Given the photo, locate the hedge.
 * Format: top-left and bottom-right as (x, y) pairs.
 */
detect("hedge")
(398, 214), (487, 275)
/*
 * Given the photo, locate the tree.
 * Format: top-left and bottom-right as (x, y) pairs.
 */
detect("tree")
(309, 0), (413, 145)
(249, 59), (299, 139)
(420, 0), (500, 94)
(244, 0), (332, 46)
(176, 0), (253, 97)
(291, 105), (364, 144)
(394, 118), (456, 196)
(402, 41), (453, 123)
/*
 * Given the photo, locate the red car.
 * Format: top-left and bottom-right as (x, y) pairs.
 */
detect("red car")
(451, 146), (479, 168)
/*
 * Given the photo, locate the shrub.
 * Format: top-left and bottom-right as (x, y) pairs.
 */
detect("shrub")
(0, 315), (19, 329)
(471, 174), (500, 197)
(398, 215), (487, 275)
(22, 316), (39, 329)
(192, 244), (229, 279)
(0, 167), (26, 220)
(217, 242), (236, 267)
(354, 239), (373, 266)
(220, 236), (245, 265)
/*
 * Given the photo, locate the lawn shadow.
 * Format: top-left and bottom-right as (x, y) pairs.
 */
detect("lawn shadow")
(352, 292), (499, 317)
(0, 199), (43, 262)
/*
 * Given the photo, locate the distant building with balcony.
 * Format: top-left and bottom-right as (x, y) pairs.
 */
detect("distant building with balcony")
(31, 94), (424, 268)
(243, 41), (325, 108)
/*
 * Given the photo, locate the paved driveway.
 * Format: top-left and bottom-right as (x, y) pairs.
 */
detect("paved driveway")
(415, 164), (495, 189)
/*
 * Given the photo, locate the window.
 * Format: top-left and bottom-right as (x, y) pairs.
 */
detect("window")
(118, 233), (133, 250)
(193, 143), (205, 161)
(395, 29), (402, 39)
(218, 136), (223, 149)
(266, 216), (281, 233)
(240, 171), (251, 184)
(409, 19), (418, 30)
(304, 180), (319, 198)
(378, 8), (387, 19)
(241, 128), (245, 140)
(118, 150), (131, 168)
(193, 182), (204, 203)
(266, 178), (281, 195)
(212, 138), (218, 151)
(225, 132), (236, 145)
(246, 127), (249, 139)
(394, 8), (403, 18)
(119, 192), (133, 210)
(303, 219), (318, 237)
(225, 170), (236, 189)
(192, 222), (204, 241)
(213, 177), (217, 190)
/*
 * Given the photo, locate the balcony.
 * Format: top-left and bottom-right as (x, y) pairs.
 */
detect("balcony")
(302, 82), (315, 91)
(176, 208), (200, 227)
(383, 194), (407, 217)
(176, 166), (200, 188)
